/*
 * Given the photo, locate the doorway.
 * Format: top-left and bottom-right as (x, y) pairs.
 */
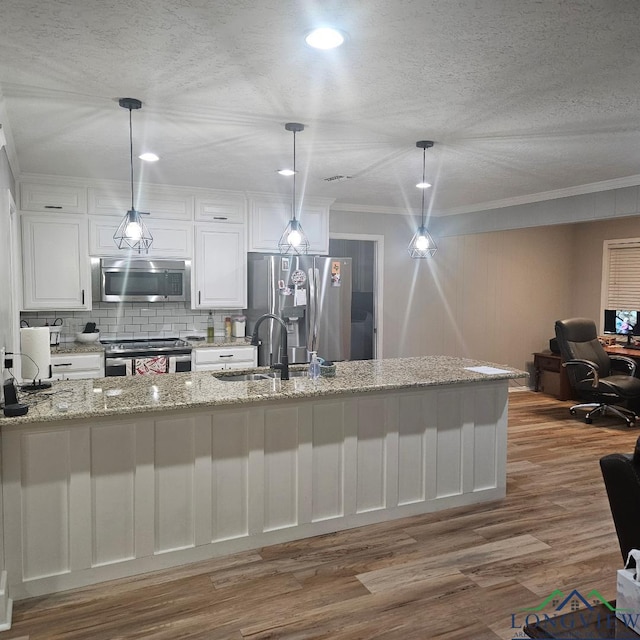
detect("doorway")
(329, 235), (383, 360)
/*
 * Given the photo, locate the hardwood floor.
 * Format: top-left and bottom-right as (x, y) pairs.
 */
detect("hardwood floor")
(2, 391), (638, 640)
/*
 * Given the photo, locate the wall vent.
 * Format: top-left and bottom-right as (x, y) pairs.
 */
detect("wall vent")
(323, 175), (353, 182)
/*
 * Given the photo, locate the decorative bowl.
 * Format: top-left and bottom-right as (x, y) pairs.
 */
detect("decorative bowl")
(320, 363), (336, 378)
(75, 332), (100, 343)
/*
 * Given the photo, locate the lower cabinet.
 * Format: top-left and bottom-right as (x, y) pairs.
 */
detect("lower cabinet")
(192, 346), (257, 371)
(50, 352), (105, 380)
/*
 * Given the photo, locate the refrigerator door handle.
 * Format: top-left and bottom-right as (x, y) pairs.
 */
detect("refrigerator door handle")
(308, 267), (319, 353)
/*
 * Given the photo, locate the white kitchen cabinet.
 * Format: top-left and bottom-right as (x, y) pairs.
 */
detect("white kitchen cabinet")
(88, 217), (192, 258)
(51, 352), (104, 380)
(195, 193), (246, 224)
(21, 214), (91, 311)
(192, 345), (257, 371)
(247, 193), (333, 255)
(88, 185), (193, 220)
(20, 182), (87, 214)
(192, 223), (247, 309)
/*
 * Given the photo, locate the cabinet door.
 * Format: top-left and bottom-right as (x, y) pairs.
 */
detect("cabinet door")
(20, 182), (87, 214)
(88, 185), (193, 220)
(248, 194), (332, 254)
(21, 214), (91, 310)
(89, 217), (192, 258)
(195, 194), (246, 224)
(192, 223), (247, 309)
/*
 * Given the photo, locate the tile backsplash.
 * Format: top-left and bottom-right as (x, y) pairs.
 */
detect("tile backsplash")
(20, 303), (245, 343)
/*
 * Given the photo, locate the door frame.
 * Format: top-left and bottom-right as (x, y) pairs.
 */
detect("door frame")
(329, 232), (384, 359)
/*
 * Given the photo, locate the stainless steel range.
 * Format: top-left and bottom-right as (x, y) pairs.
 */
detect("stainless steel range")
(102, 338), (192, 376)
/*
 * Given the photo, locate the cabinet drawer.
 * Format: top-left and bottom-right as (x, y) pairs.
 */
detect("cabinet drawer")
(193, 346), (256, 366)
(536, 355), (561, 372)
(20, 182), (87, 214)
(51, 352), (104, 373)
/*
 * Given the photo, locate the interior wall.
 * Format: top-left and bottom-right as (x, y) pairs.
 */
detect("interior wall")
(571, 215), (640, 330)
(330, 209), (575, 375)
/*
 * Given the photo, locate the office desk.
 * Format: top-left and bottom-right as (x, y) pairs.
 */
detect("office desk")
(605, 345), (640, 361)
(533, 351), (573, 401)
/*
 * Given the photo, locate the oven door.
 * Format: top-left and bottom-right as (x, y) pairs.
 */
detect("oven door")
(169, 354), (192, 373)
(104, 357), (131, 377)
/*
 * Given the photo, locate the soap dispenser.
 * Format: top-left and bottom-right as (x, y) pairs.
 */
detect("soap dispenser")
(308, 351), (321, 380)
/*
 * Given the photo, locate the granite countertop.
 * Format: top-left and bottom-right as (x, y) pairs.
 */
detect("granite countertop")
(52, 343), (105, 355)
(187, 337), (253, 349)
(50, 337), (253, 354)
(0, 356), (527, 427)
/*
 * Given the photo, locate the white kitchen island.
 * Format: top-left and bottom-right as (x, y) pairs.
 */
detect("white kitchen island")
(0, 356), (526, 625)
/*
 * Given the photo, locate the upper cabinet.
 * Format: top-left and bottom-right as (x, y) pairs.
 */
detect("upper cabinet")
(20, 182), (87, 214)
(195, 193), (246, 224)
(88, 185), (194, 220)
(192, 223), (247, 309)
(21, 213), (91, 311)
(89, 218), (192, 258)
(247, 193), (334, 255)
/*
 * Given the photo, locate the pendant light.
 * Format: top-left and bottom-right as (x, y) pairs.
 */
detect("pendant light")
(278, 122), (310, 255)
(408, 140), (437, 259)
(113, 97), (153, 253)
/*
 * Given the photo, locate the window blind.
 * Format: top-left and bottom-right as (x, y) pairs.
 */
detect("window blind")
(606, 244), (640, 309)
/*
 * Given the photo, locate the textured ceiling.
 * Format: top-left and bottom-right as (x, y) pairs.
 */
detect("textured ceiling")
(1, 0), (640, 216)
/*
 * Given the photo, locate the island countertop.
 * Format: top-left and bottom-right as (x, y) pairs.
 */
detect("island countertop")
(2, 356), (527, 426)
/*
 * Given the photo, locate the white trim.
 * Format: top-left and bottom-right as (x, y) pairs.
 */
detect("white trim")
(329, 232), (384, 359)
(0, 126), (6, 152)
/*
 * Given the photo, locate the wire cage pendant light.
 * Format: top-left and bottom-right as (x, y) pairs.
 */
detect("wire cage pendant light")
(278, 122), (310, 255)
(408, 140), (437, 259)
(113, 98), (153, 253)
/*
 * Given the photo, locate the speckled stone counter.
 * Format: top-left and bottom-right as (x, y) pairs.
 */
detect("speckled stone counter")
(1, 356), (526, 426)
(51, 342), (105, 355)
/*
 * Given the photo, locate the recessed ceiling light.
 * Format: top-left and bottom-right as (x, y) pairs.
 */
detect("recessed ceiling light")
(416, 181), (432, 189)
(305, 27), (345, 50)
(139, 152), (159, 162)
(278, 169), (297, 176)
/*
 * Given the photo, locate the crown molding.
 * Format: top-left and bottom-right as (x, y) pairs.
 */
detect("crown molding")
(436, 174), (640, 217)
(331, 174), (640, 218)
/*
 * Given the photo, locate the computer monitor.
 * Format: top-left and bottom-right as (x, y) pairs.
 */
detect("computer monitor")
(604, 309), (639, 344)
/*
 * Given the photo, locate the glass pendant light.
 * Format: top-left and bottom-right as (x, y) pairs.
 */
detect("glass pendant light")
(278, 122), (310, 255)
(113, 97), (153, 253)
(408, 140), (437, 258)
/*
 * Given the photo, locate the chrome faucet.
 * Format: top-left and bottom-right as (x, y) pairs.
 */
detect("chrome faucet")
(250, 313), (290, 380)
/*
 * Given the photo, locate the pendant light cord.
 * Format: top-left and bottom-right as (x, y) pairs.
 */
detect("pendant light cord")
(292, 130), (297, 223)
(420, 146), (426, 227)
(128, 107), (135, 212)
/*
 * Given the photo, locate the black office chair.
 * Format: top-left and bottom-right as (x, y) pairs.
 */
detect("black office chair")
(555, 317), (640, 427)
(600, 437), (640, 562)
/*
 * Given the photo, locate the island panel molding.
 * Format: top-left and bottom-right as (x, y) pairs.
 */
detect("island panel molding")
(1, 380), (508, 601)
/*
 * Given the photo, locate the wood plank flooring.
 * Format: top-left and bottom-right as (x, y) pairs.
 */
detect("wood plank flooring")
(2, 391), (638, 640)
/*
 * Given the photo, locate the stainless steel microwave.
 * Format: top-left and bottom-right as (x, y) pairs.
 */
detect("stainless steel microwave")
(97, 259), (190, 303)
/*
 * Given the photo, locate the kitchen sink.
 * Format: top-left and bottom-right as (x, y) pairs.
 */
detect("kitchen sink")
(214, 373), (273, 382)
(214, 369), (309, 382)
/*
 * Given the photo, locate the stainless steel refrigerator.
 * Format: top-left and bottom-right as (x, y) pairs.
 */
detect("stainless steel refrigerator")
(246, 253), (352, 366)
